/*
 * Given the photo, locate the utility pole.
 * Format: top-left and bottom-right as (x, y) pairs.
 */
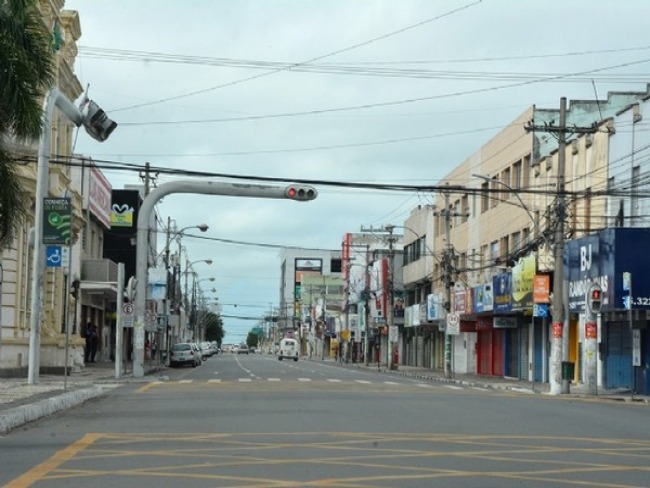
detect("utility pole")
(364, 245), (371, 366)
(441, 188), (454, 379)
(525, 97), (598, 395)
(385, 225), (396, 370)
(555, 97), (569, 395)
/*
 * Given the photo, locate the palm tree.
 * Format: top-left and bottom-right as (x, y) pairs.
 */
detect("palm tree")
(0, 0), (55, 248)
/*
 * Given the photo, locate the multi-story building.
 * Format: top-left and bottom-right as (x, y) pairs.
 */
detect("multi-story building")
(278, 248), (342, 355)
(401, 86), (650, 395)
(0, 3), (84, 376)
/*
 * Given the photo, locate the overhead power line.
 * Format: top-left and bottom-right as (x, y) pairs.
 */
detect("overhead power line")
(111, 0), (484, 113)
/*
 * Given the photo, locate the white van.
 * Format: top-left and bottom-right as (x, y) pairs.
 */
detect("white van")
(278, 338), (299, 361)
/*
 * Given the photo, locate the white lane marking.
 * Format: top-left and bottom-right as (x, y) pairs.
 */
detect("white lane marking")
(384, 381), (400, 385)
(179, 380), (193, 384)
(268, 378), (281, 382)
(208, 379), (221, 383)
(238, 378), (252, 382)
(444, 385), (463, 390)
(416, 383), (433, 388)
(298, 378), (311, 382)
(471, 387), (489, 391)
(327, 379), (342, 383)
(355, 380), (371, 384)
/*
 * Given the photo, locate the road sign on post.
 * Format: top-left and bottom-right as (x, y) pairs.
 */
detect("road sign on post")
(43, 198), (72, 244)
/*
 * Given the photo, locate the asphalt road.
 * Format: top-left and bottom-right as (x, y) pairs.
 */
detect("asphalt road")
(1, 353), (649, 487)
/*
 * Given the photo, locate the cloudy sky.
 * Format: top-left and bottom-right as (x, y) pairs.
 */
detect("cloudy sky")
(63, 0), (650, 343)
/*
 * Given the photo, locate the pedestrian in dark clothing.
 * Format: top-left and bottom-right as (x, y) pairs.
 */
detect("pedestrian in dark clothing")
(84, 322), (93, 363)
(89, 325), (99, 362)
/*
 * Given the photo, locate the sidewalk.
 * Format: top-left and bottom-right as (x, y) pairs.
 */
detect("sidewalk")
(337, 359), (650, 404)
(0, 361), (166, 435)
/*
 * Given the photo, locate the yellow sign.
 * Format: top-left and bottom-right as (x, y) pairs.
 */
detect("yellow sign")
(340, 330), (351, 341)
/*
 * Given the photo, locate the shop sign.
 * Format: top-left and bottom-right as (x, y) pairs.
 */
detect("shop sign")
(533, 274), (551, 304)
(512, 255), (535, 309)
(494, 316), (517, 328)
(473, 284), (493, 313)
(493, 272), (512, 313)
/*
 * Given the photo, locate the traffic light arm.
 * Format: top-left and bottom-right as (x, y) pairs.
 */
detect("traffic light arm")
(132, 180), (318, 378)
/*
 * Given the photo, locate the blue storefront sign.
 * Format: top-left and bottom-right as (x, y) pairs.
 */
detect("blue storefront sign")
(492, 272), (512, 313)
(565, 228), (650, 313)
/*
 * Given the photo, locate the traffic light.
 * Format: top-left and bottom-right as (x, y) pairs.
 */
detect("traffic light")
(284, 185), (318, 201)
(586, 283), (602, 315)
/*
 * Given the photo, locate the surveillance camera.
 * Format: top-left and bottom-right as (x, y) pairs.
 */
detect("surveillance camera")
(81, 100), (117, 142)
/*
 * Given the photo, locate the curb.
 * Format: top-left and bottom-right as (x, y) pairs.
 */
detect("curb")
(0, 385), (105, 435)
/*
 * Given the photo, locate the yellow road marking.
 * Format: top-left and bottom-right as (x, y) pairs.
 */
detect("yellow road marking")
(5, 433), (100, 488)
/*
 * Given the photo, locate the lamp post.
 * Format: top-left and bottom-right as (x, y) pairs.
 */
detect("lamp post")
(28, 89), (116, 385)
(161, 222), (208, 361)
(183, 262), (213, 341)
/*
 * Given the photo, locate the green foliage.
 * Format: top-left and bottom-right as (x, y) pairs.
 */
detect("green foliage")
(246, 332), (259, 349)
(0, 0), (55, 248)
(204, 312), (224, 346)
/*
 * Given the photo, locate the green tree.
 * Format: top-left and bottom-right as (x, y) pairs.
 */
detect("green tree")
(0, 0), (55, 248)
(246, 332), (259, 349)
(204, 311), (224, 346)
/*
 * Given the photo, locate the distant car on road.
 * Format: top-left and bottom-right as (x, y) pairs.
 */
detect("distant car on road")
(237, 344), (249, 355)
(277, 338), (299, 361)
(170, 342), (201, 368)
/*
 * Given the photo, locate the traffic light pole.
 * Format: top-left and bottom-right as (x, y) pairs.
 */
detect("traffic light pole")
(584, 283), (601, 395)
(133, 181), (317, 378)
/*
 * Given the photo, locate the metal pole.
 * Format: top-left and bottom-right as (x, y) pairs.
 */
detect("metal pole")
(28, 89), (84, 385)
(63, 241), (73, 390)
(115, 263), (124, 379)
(629, 274), (635, 398)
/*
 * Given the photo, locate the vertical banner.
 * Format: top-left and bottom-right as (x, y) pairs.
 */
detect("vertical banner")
(43, 198), (72, 244)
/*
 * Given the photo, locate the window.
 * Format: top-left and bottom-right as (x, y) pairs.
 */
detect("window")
(330, 258), (342, 273)
(502, 167), (511, 189)
(461, 195), (469, 223)
(481, 181), (489, 213)
(490, 177), (498, 209)
(513, 160), (522, 190)
(522, 155), (531, 189)
(490, 241), (499, 266)
(499, 236), (509, 262)
(511, 231), (521, 254)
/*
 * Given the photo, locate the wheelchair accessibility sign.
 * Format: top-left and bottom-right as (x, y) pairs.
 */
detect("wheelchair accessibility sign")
(46, 246), (69, 268)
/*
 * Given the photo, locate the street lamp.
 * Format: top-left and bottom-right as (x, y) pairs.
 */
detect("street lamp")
(159, 222), (208, 363)
(28, 89), (117, 385)
(158, 222), (209, 267)
(472, 174), (550, 248)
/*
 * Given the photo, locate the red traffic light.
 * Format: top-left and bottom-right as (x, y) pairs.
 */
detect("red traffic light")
(591, 289), (601, 300)
(284, 185), (317, 201)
